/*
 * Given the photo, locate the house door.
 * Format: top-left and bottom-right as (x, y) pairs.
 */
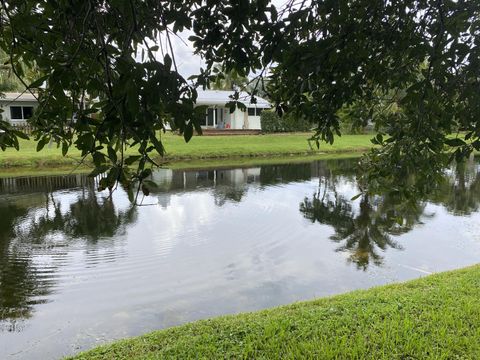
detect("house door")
(207, 108), (215, 127)
(243, 109), (249, 129)
(217, 108), (224, 128)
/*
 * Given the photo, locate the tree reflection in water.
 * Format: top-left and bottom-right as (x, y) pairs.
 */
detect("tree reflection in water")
(0, 183), (137, 332)
(300, 157), (480, 270)
(24, 188), (137, 242)
(0, 202), (39, 332)
(300, 168), (429, 270)
(431, 158), (480, 216)
(0, 157), (479, 331)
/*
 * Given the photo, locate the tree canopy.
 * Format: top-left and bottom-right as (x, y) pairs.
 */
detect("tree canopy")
(0, 0), (479, 198)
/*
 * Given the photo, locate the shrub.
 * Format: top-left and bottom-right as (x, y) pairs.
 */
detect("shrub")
(260, 111), (282, 132)
(261, 111), (313, 133)
(282, 114), (312, 132)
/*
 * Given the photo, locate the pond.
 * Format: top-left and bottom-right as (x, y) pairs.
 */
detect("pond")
(1, 157), (480, 359)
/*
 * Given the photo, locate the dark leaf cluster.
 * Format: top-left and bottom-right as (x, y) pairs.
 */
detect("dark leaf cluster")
(1, 0), (479, 199)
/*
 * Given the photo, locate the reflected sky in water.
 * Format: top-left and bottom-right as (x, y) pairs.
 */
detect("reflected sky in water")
(0, 157), (479, 359)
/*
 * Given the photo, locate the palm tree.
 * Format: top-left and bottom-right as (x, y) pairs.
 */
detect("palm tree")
(210, 65), (249, 91)
(0, 48), (41, 93)
(0, 49), (23, 92)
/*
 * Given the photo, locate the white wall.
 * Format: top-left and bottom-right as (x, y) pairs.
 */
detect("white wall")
(228, 109), (262, 129)
(247, 116), (261, 130)
(231, 113), (262, 130)
(230, 108), (245, 129)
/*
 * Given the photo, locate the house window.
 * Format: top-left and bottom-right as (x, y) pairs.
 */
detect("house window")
(10, 106), (23, 120)
(23, 106), (33, 119)
(10, 106), (33, 120)
(199, 114), (207, 126)
(247, 108), (263, 116)
(201, 108), (218, 127)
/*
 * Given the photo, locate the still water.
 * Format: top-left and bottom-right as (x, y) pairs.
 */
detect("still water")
(1, 158), (479, 359)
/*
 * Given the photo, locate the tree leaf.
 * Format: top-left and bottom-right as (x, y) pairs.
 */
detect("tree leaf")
(445, 138), (466, 147)
(184, 122), (193, 142)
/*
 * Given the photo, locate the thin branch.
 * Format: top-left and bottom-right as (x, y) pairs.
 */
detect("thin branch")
(163, 20), (179, 73)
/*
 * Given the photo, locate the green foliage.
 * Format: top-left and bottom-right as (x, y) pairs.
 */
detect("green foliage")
(260, 111), (281, 132)
(261, 111), (312, 133)
(259, 0), (480, 197)
(282, 114), (313, 132)
(0, 49), (23, 92)
(210, 65), (249, 91)
(337, 104), (371, 135)
(1, 0), (479, 199)
(0, 48), (41, 92)
(0, 0), (272, 199)
(71, 265), (480, 359)
(0, 118), (29, 151)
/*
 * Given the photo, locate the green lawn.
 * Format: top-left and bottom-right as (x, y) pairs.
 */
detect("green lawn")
(160, 132), (373, 158)
(72, 265), (480, 359)
(0, 132), (374, 169)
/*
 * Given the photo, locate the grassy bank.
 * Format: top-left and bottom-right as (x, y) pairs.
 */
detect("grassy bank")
(0, 153), (362, 178)
(0, 132), (374, 169)
(72, 265), (480, 359)
(164, 152), (362, 171)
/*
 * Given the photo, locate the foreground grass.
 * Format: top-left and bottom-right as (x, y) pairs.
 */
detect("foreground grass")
(72, 265), (480, 359)
(0, 132), (374, 168)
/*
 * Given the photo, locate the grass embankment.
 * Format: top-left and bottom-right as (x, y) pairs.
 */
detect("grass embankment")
(0, 153), (363, 178)
(0, 133), (374, 169)
(72, 265), (480, 359)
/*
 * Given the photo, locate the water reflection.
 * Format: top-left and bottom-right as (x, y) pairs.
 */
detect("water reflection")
(23, 189), (137, 243)
(0, 176), (136, 332)
(300, 190), (428, 270)
(298, 157), (480, 269)
(0, 201), (39, 332)
(432, 159), (480, 216)
(0, 157), (479, 358)
(146, 158), (480, 270)
(150, 160), (355, 206)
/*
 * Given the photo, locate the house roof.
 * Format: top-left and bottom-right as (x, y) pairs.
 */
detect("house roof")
(0, 92), (38, 102)
(0, 90), (272, 108)
(196, 90), (270, 108)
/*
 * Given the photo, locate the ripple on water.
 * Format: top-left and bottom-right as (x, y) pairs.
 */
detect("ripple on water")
(2, 159), (480, 360)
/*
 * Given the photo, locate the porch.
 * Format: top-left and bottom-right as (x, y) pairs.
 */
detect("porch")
(200, 128), (262, 136)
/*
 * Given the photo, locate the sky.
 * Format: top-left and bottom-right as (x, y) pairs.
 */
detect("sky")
(169, 30), (203, 79)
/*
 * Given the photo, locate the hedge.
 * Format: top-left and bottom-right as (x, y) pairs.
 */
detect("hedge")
(261, 111), (312, 133)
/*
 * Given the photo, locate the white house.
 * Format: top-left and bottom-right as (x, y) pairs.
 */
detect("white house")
(196, 90), (270, 130)
(0, 90), (271, 130)
(0, 92), (38, 125)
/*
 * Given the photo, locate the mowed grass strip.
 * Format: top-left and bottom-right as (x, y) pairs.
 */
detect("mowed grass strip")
(160, 132), (373, 159)
(0, 133), (374, 168)
(71, 265), (480, 360)
(0, 153), (362, 178)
